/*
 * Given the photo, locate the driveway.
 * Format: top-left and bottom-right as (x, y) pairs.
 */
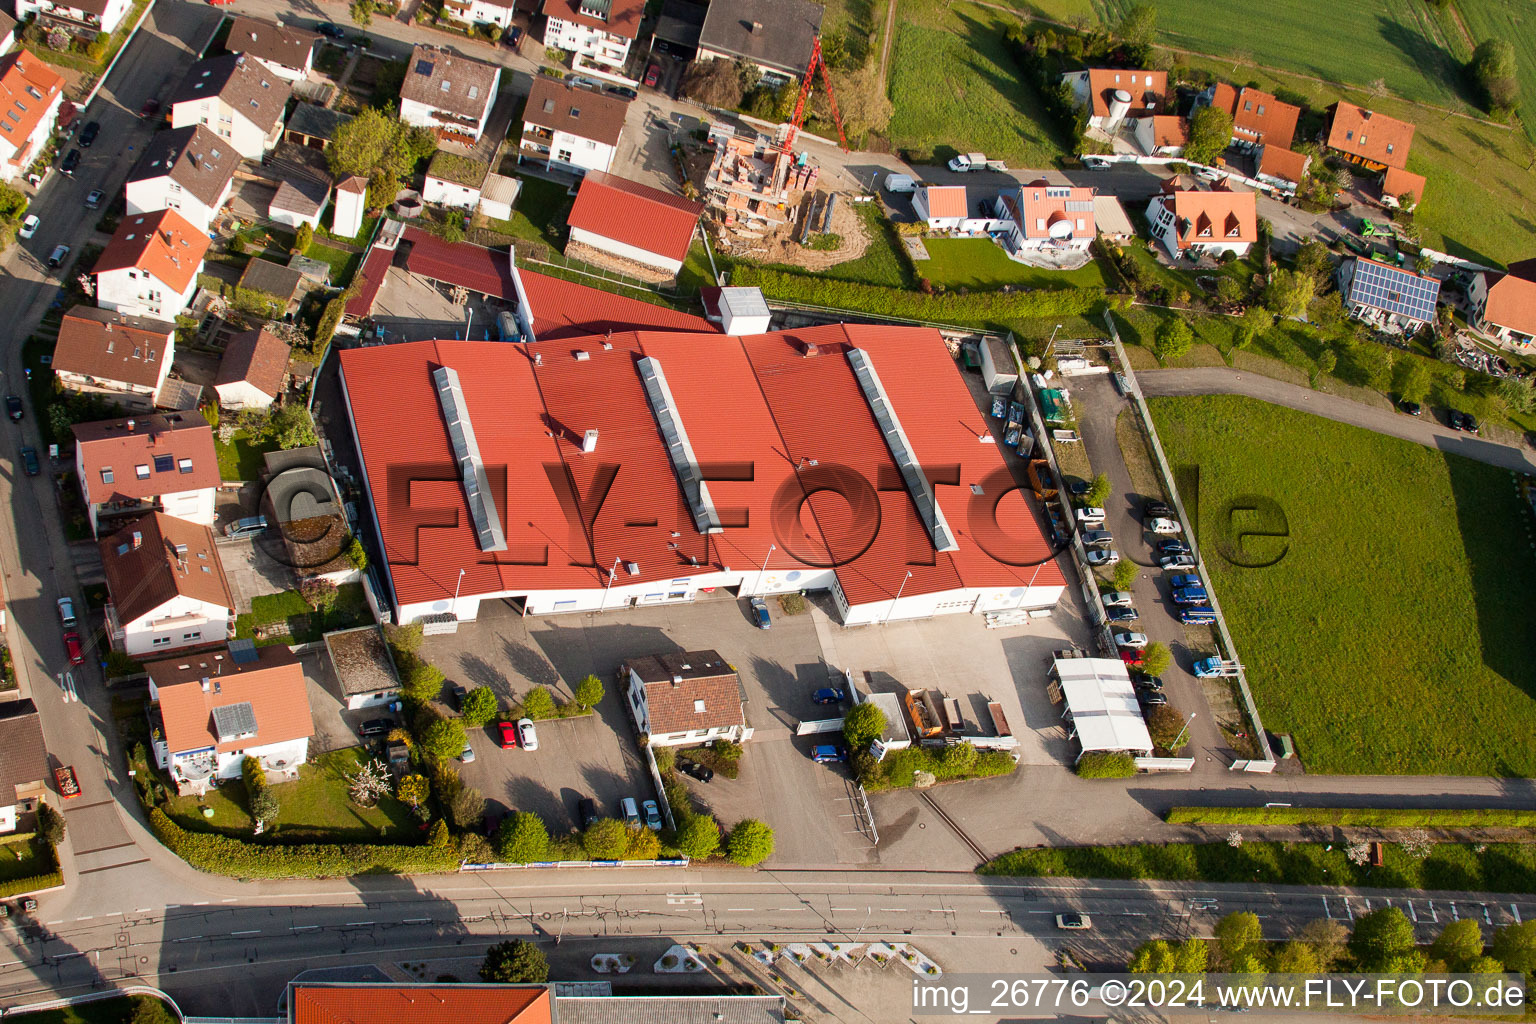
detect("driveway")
(300, 648), (358, 754)
(215, 533), (295, 613)
(1139, 366), (1536, 473)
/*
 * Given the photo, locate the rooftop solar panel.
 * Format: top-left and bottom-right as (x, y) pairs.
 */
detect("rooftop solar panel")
(1350, 259), (1439, 321)
(211, 701), (258, 743)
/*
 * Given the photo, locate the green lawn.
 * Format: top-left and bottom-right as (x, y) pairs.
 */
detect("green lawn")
(163, 748), (416, 841)
(213, 428), (277, 482)
(886, 0), (1072, 167)
(1457, 0), (1536, 140)
(6, 997), (176, 1024)
(0, 837), (48, 883)
(503, 175), (572, 247)
(1150, 394), (1536, 775)
(306, 241), (362, 289)
(234, 582), (372, 645)
(1093, 0), (1472, 109)
(920, 239), (1109, 290)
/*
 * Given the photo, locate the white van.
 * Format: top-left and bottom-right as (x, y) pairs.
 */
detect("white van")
(619, 797), (641, 827)
(883, 173), (916, 193)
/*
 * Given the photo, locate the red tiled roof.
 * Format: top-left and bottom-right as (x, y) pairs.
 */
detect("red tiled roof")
(541, 0), (643, 40)
(1081, 68), (1165, 117)
(1164, 189), (1258, 246)
(150, 645), (313, 756)
(1483, 272), (1536, 337)
(1258, 145), (1310, 184)
(0, 51), (64, 166)
(100, 513), (234, 625)
(338, 325), (1063, 610)
(92, 209), (210, 294)
(566, 171), (704, 264)
(293, 985), (551, 1024)
(1381, 165), (1426, 206)
(1210, 83), (1299, 148)
(1327, 101), (1413, 169)
(346, 245), (394, 318)
(52, 306), (174, 389)
(922, 185), (967, 219)
(74, 413), (221, 502)
(1142, 115), (1187, 149)
(1016, 181), (1095, 240)
(630, 651), (745, 735)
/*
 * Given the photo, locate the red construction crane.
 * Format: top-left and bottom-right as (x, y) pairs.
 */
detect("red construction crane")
(784, 35), (848, 152)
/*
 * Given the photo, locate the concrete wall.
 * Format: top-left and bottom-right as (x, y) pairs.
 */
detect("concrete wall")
(568, 224), (682, 273)
(95, 265), (200, 320)
(122, 597), (230, 657)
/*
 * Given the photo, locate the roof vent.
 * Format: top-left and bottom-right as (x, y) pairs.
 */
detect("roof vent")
(751, 20), (762, 31)
(573, 350), (590, 361)
(671, 674), (682, 685)
(582, 429), (599, 453)
(132, 531), (143, 549)
(624, 561), (640, 576)
(127, 418), (137, 431)
(200, 676), (210, 692)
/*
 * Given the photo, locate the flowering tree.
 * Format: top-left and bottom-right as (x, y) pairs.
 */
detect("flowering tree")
(348, 758), (391, 806)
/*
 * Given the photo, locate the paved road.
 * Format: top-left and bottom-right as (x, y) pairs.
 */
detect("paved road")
(1138, 367), (1536, 474)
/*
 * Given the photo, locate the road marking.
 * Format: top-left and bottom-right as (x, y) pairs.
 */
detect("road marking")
(1408, 902), (1417, 923)
(1428, 900), (1438, 924)
(402, 918), (431, 924)
(1345, 901), (1354, 922)
(231, 930), (260, 936)
(172, 936), (204, 942)
(1027, 910), (1052, 914)
(1452, 903), (1460, 921)
(1483, 905), (1492, 925)
(76, 916), (93, 921)
(726, 908), (753, 912)
(666, 895), (703, 905)
(291, 926), (318, 932)
(1513, 905), (1522, 924)
(1118, 912), (1148, 917)
(193, 902), (209, 906)
(135, 908), (152, 913)
(979, 910), (1008, 914)
(1321, 896), (1331, 919)
(45, 920), (62, 926)
(222, 898), (236, 903)
(881, 907), (908, 912)
(830, 907), (854, 912)
(344, 921), (375, 927)
(167, 904), (181, 909)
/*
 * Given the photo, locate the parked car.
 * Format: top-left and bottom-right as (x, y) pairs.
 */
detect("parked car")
(1055, 911), (1091, 930)
(1158, 539), (1191, 556)
(1449, 410), (1479, 432)
(63, 631), (84, 666)
(1082, 156), (1111, 170)
(47, 244), (69, 269)
(358, 718), (392, 737)
(317, 21), (346, 38)
(1193, 657), (1226, 678)
(497, 720), (518, 749)
(1102, 591), (1134, 607)
(1068, 479), (1089, 496)
(1167, 573), (1202, 590)
(883, 173), (916, 193)
(79, 121), (100, 147)
(749, 596), (772, 629)
(1400, 400), (1422, 416)
(1179, 608), (1218, 625)
(565, 75), (600, 90)
(516, 717), (538, 751)
(677, 759), (714, 783)
(1080, 529), (1113, 548)
(1074, 507), (1105, 524)
(223, 514), (268, 538)
(1106, 607), (1138, 623)
(620, 797), (641, 827)
(1119, 648), (1144, 667)
(19, 446), (39, 476)
(1114, 631), (1149, 648)
(1134, 676), (1163, 693)
(5, 395), (22, 421)
(1112, 372), (1130, 395)
(60, 149), (80, 174)
(450, 684), (468, 710)
(1143, 500), (1172, 517)
(57, 597), (76, 628)
(1171, 585), (1209, 606)
(1160, 553), (1197, 569)
(643, 63), (660, 87)
(811, 743), (847, 764)
(1138, 690), (1168, 707)
(85, 188), (104, 209)
(460, 742), (476, 763)
(606, 85), (638, 100)
(642, 799), (662, 830)
(139, 97), (160, 118)
(947, 152), (987, 172)
(1147, 517), (1182, 535)
(577, 797), (599, 830)
(18, 214), (38, 239)
(1085, 548), (1119, 566)
(812, 687), (846, 705)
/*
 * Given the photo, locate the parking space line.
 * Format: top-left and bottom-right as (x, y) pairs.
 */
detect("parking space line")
(1513, 905), (1522, 924)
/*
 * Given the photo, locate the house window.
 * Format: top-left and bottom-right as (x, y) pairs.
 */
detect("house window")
(1345, 130), (1354, 141)
(136, 464), (150, 479)
(178, 458), (194, 474)
(182, 631), (202, 641)
(693, 699), (706, 713)
(557, 149), (573, 163)
(1359, 134), (1367, 145)
(1243, 100), (1252, 111)
(154, 454), (174, 473)
(152, 636), (173, 646)
(101, 468), (114, 484)
(1386, 142), (1394, 154)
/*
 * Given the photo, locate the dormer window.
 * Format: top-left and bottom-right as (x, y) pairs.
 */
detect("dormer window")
(136, 464), (150, 479)
(101, 468), (114, 484)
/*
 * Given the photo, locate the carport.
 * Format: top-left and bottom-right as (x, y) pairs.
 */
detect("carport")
(1051, 656), (1152, 761)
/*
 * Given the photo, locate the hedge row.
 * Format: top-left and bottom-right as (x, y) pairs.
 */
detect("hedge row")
(0, 871), (63, 899)
(729, 266), (1109, 326)
(148, 808), (460, 878)
(1165, 806), (1536, 827)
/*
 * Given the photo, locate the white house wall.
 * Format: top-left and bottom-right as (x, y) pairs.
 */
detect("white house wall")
(126, 176), (223, 234)
(250, 55), (310, 84)
(171, 99), (271, 160)
(0, 91), (63, 183)
(96, 266), (201, 320)
(209, 736), (309, 780)
(423, 174), (482, 210)
(122, 595), (230, 657)
(446, 0), (516, 28)
(545, 129), (615, 174)
(544, 18), (631, 67)
(214, 379), (276, 411)
(269, 204), (322, 231)
(567, 224), (682, 273)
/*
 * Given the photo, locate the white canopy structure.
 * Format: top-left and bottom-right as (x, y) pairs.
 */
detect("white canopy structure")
(1052, 656), (1153, 759)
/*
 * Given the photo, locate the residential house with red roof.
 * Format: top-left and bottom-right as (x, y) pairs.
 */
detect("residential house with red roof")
(51, 306), (175, 412)
(148, 643), (313, 795)
(337, 324), (1065, 626)
(125, 125), (241, 234)
(519, 77), (626, 175)
(170, 54), (292, 160)
(73, 412), (220, 536)
(1133, 115), (1188, 157)
(281, 982), (789, 1024)
(565, 171), (704, 280)
(1380, 165), (1426, 211)
(1256, 145), (1312, 195)
(993, 178), (1095, 257)
(1145, 181), (1258, 261)
(92, 209), (211, 320)
(400, 45), (500, 144)
(214, 328), (290, 411)
(1201, 83), (1300, 150)
(0, 52), (65, 183)
(1468, 263), (1536, 349)
(542, 0), (644, 68)
(100, 512), (234, 657)
(1063, 68), (1166, 131)
(624, 650), (751, 747)
(1326, 101), (1414, 171)
(913, 184), (969, 231)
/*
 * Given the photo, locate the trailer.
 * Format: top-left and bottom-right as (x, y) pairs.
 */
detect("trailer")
(54, 765), (80, 800)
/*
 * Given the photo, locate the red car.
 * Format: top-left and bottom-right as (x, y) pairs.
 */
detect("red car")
(139, 98), (160, 119)
(644, 63), (660, 88)
(1119, 647), (1144, 668)
(497, 720), (518, 749)
(63, 631), (84, 666)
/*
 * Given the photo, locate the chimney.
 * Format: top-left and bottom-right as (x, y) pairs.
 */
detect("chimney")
(751, 20), (762, 31)
(132, 531), (143, 549)
(801, 340), (819, 357)
(200, 676), (210, 692)
(126, 418), (137, 432)
(213, 680), (221, 694)
(671, 674), (682, 686)
(582, 429), (599, 453)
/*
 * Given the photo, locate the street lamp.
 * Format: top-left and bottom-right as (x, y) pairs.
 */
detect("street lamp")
(1171, 712), (1197, 753)
(597, 555), (622, 614)
(452, 568), (466, 617)
(883, 570), (912, 626)
(758, 543), (775, 584)
(1043, 323), (1065, 360)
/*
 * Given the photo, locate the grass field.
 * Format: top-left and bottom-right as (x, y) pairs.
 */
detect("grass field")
(8, 997), (175, 1024)
(1456, 0), (1536, 140)
(1149, 395), (1536, 775)
(920, 239), (1109, 290)
(886, 1), (1072, 167)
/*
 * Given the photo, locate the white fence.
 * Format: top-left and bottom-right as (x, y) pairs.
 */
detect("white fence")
(1134, 756), (1196, 772)
(461, 858), (690, 871)
(795, 718), (846, 735)
(2, 986), (185, 1021)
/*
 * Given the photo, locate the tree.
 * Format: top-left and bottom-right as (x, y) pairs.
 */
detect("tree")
(385, 621), (424, 658)
(827, 64), (893, 142)
(1264, 268), (1315, 318)
(1185, 105), (1234, 166)
(1430, 918), (1485, 972)
(348, 758), (391, 806)
(419, 717), (468, 766)
(726, 819), (775, 866)
(1350, 907), (1416, 971)
(35, 802), (66, 847)
(1111, 559), (1140, 591)
(682, 58), (745, 109)
(1215, 911), (1264, 969)
(842, 701), (887, 752)
(1415, 252), (1434, 275)
(293, 223), (314, 256)
(1469, 38), (1518, 112)
(1141, 642), (1171, 678)
(1116, 3), (1157, 47)
(1491, 921), (1536, 974)
(328, 108), (436, 208)
(263, 404), (317, 450)
(127, 996), (176, 1024)
(1396, 359), (1431, 404)
(1084, 473), (1111, 508)
(349, 0), (373, 26)
(461, 686), (499, 726)
(1215, 277), (1243, 305)
(402, 660), (446, 704)
(1498, 376), (1536, 415)
(344, 536), (368, 570)
(1154, 317), (1195, 362)
(582, 818), (629, 860)
(625, 824), (661, 859)
(1315, 348), (1337, 378)
(675, 814), (721, 860)
(1270, 939), (1321, 974)
(1301, 918), (1350, 970)
(1145, 703), (1188, 751)
(249, 789), (279, 824)
(574, 673), (605, 710)
(396, 773), (430, 808)
(300, 577), (338, 615)
(479, 940), (549, 984)
(1235, 305), (1271, 350)
(1129, 937), (1208, 973)
(495, 811), (551, 863)
(449, 785), (485, 830)
(518, 685), (555, 720)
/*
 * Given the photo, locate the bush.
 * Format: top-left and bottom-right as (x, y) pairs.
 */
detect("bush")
(778, 592), (808, 615)
(866, 745), (1015, 790)
(625, 824), (661, 859)
(146, 808), (459, 877)
(520, 685), (557, 720)
(726, 819), (775, 866)
(401, 661), (446, 704)
(344, 536), (368, 570)
(842, 701), (886, 752)
(449, 786), (485, 830)
(675, 814), (721, 860)
(460, 686), (499, 726)
(494, 812), (551, 863)
(36, 803), (66, 847)
(582, 818), (629, 860)
(419, 717), (467, 766)
(300, 578), (338, 614)
(1146, 705), (1188, 751)
(293, 223), (314, 256)
(1165, 806), (1536, 827)
(1076, 752), (1136, 778)
(573, 673), (604, 710)
(127, 996), (176, 1024)
(480, 940), (549, 983)
(385, 622), (424, 658)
